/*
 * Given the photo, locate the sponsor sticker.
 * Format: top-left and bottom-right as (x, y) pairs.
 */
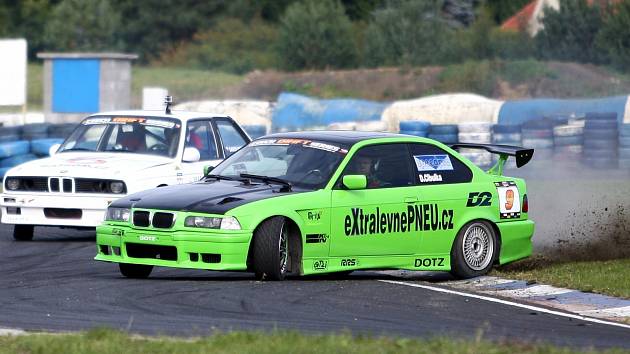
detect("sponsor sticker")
(344, 205), (454, 236)
(313, 259), (328, 270)
(83, 118), (111, 125)
(466, 192), (492, 207)
(144, 119), (175, 129)
(495, 181), (521, 219)
(414, 257), (445, 268)
(414, 154), (454, 171)
(418, 173), (442, 183)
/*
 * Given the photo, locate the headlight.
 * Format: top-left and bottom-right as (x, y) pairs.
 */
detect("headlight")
(105, 207), (130, 222)
(184, 216), (241, 230)
(5, 178), (20, 191)
(109, 181), (125, 194)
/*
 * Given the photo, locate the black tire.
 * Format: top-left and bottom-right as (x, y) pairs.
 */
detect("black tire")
(119, 263), (153, 278)
(492, 124), (521, 134)
(450, 221), (498, 279)
(252, 216), (296, 281)
(583, 129), (618, 140)
(13, 225), (34, 241)
(583, 139), (618, 150)
(429, 124), (459, 135)
(584, 120), (617, 130)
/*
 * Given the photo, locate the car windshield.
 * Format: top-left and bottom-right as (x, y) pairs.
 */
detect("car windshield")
(210, 138), (349, 190)
(57, 116), (182, 158)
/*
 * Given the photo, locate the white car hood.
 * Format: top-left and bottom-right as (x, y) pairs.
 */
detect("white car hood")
(6, 152), (173, 179)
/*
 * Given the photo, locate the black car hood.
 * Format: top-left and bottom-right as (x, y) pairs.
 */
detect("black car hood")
(111, 180), (299, 215)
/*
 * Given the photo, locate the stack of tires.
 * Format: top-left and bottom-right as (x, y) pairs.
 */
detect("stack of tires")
(48, 123), (76, 139)
(458, 122), (492, 167)
(428, 124), (458, 144)
(619, 124), (630, 169)
(492, 124), (522, 169)
(21, 123), (50, 141)
(522, 119), (554, 164)
(242, 125), (267, 139)
(0, 140), (36, 177)
(552, 122), (584, 167)
(399, 121), (430, 137)
(582, 112), (618, 169)
(0, 126), (22, 143)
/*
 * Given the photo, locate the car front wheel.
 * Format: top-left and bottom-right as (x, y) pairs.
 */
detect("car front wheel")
(450, 221), (497, 279)
(119, 263), (153, 279)
(252, 217), (294, 281)
(13, 225), (34, 241)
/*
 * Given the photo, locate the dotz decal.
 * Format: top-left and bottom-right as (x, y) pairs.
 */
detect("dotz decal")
(344, 205), (454, 236)
(418, 173), (443, 183)
(313, 259), (328, 270)
(414, 257), (445, 267)
(466, 192), (492, 207)
(340, 259), (357, 267)
(139, 235), (157, 242)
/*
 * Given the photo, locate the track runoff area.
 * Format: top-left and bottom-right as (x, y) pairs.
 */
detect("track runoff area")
(0, 226), (629, 349)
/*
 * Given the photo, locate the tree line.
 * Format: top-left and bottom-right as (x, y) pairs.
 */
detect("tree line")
(2, 0), (630, 73)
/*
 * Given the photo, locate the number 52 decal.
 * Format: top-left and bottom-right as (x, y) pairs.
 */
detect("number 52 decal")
(466, 192), (492, 207)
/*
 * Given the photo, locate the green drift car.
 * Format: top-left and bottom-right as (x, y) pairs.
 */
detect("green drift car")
(96, 131), (535, 280)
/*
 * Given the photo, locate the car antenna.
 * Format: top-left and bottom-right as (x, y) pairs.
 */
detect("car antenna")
(164, 95), (173, 114)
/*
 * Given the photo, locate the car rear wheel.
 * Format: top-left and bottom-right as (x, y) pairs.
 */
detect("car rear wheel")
(450, 221), (497, 279)
(13, 225), (34, 241)
(252, 217), (293, 281)
(119, 263), (153, 279)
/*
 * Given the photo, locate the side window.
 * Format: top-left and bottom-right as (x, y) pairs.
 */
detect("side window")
(341, 144), (415, 189)
(186, 120), (219, 161)
(216, 120), (247, 157)
(408, 143), (473, 185)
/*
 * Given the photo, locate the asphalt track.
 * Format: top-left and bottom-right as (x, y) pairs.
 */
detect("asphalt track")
(0, 225), (629, 349)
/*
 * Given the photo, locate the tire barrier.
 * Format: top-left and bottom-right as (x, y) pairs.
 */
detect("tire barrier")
(0, 166), (11, 178)
(458, 122), (492, 168)
(522, 119), (554, 162)
(30, 138), (65, 157)
(553, 123), (583, 164)
(0, 153), (38, 168)
(242, 125), (267, 139)
(399, 120), (430, 137)
(0, 141), (30, 159)
(47, 123), (77, 139)
(619, 123), (630, 169)
(428, 124), (458, 144)
(582, 112), (618, 168)
(21, 123), (50, 141)
(0, 126), (22, 143)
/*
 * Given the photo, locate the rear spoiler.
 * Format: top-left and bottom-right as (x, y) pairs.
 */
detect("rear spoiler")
(449, 143), (534, 175)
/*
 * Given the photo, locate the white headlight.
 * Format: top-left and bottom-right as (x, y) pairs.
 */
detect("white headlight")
(109, 181), (125, 194)
(5, 178), (20, 191)
(220, 216), (241, 230)
(106, 207), (130, 222)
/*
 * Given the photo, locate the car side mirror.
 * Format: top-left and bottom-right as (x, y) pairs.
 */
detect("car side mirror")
(182, 147), (200, 162)
(342, 175), (367, 190)
(49, 143), (61, 156)
(203, 165), (215, 176)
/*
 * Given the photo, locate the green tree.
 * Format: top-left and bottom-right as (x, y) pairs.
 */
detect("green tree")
(535, 0), (605, 64)
(596, 1), (630, 71)
(44, 0), (122, 51)
(363, 0), (455, 67)
(277, 0), (358, 70)
(485, 0), (531, 24)
(157, 18), (278, 74)
(111, 0), (226, 61)
(0, 0), (58, 57)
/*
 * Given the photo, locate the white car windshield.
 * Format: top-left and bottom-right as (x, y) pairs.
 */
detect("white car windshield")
(210, 138), (348, 190)
(58, 116), (182, 158)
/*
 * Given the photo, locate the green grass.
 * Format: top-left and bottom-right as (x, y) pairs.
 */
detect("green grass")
(1, 328), (627, 354)
(131, 66), (243, 108)
(493, 258), (630, 299)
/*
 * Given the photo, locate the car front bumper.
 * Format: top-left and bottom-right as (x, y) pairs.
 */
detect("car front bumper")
(0, 192), (122, 227)
(95, 224), (252, 271)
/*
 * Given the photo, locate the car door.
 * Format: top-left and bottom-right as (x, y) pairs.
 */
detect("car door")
(406, 142), (475, 259)
(213, 118), (250, 158)
(329, 143), (419, 256)
(178, 119), (222, 184)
